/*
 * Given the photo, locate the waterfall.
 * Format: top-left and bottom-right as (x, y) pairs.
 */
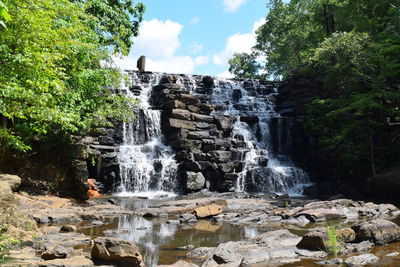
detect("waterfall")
(210, 78), (310, 195)
(112, 71), (310, 197)
(115, 72), (178, 198)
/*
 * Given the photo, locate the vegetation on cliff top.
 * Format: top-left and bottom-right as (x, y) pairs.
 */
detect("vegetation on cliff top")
(0, 0), (144, 152)
(229, 0), (400, 179)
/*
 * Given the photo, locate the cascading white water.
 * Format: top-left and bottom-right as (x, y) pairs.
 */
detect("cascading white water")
(211, 78), (310, 195)
(116, 73), (178, 198)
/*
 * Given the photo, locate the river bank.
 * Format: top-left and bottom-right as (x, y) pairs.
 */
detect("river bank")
(2, 189), (400, 267)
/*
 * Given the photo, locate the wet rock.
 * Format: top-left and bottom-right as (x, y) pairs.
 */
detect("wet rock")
(38, 255), (94, 267)
(187, 247), (215, 258)
(179, 213), (197, 223)
(344, 253), (379, 266)
(316, 258), (344, 265)
(92, 237), (144, 267)
(295, 208), (346, 222)
(336, 228), (356, 243)
(210, 151), (231, 163)
(41, 245), (72, 260)
(342, 241), (374, 254)
(296, 229), (330, 251)
(352, 219), (400, 244)
(186, 172), (205, 192)
(194, 204), (223, 218)
(253, 229), (301, 248)
(0, 174), (22, 191)
(158, 260), (199, 267)
(60, 225), (77, 233)
(213, 116), (232, 132)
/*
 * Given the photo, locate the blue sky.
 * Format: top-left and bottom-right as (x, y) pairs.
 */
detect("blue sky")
(114, 0), (268, 77)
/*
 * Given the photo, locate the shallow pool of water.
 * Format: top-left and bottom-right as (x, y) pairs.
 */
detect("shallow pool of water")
(80, 198), (263, 266)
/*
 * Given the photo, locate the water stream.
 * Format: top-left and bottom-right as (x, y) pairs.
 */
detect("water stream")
(116, 73), (178, 198)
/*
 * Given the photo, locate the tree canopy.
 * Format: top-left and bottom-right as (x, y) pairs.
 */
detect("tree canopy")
(0, 0), (144, 152)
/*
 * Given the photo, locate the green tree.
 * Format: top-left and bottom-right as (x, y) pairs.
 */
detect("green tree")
(0, 0), (10, 28)
(0, 0), (140, 152)
(72, 0), (145, 55)
(228, 52), (263, 79)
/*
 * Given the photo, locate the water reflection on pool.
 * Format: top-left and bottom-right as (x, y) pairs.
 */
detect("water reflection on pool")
(81, 198), (262, 266)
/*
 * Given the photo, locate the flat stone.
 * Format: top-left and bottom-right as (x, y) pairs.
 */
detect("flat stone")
(194, 204), (223, 218)
(169, 118), (197, 130)
(344, 253), (379, 266)
(187, 247), (215, 258)
(171, 109), (192, 120)
(158, 260), (199, 267)
(38, 256), (94, 267)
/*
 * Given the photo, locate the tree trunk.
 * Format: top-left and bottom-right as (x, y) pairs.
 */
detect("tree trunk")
(323, 4), (335, 36)
(369, 134), (376, 176)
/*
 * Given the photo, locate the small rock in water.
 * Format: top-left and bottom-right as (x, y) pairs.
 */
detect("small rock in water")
(137, 196), (149, 199)
(344, 253), (379, 266)
(91, 220), (104, 226)
(179, 213), (197, 223)
(386, 252), (400, 257)
(60, 225), (77, 233)
(137, 226), (147, 230)
(316, 258), (344, 265)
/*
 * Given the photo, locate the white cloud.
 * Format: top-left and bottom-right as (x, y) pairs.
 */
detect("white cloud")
(132, 19), (183, 58)
(187, 43), (204, 54)
(212, 18), (265, 66)
(189, 16), (200, 24)
(218, 70), (235, 78)
(113, 19), (209, 74)
(223, 0), (248, 13)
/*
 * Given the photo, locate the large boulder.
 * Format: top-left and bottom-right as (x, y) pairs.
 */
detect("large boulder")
(194, 204), (223, 218)
(352, 219), (400, 245)
(0, 174), (21, 191)
(296, 229), (330, 251)
(186, 172), (205, 192)
(91, 237), (144, 267)
(370, 169), (400, 199)
(41, 245), (72, 260)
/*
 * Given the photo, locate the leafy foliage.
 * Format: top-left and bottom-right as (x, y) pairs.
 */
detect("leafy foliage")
(228, 52), (264, 79)
(0, 0), (142, 152)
